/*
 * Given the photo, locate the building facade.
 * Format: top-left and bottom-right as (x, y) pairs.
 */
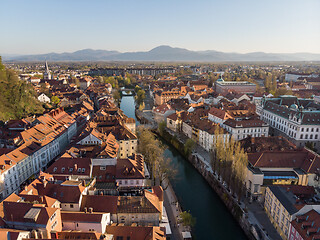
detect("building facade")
(260, 95), (320, 150)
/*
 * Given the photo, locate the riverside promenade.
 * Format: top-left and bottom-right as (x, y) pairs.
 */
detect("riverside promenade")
(165, 127), (281, 240)
(162, 178), (188, 240)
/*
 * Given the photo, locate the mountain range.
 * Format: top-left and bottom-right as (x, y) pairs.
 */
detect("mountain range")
(3, 46), (320, 62)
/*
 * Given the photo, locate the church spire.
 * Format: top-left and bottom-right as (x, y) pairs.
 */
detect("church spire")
(43, 60), (51, 80)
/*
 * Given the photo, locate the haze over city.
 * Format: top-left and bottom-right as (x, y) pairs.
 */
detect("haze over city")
(1, 1), (320, 240)
(1, 0), (320, 55)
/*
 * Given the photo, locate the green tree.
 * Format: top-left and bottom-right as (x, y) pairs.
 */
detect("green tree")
(179, 211), (196, 228)
(158, 121), (166, 135)
(137, 126), (176, 186)
(135, 89), (146, 106)
(0, 57), (44, 121)
(113, 90), (121, 104)
(184, 139), (195, 157)
(51, 96), (60, 105)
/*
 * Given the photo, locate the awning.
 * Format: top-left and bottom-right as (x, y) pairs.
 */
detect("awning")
(182, 231), (192, 239)
(263, 171), (298, 179)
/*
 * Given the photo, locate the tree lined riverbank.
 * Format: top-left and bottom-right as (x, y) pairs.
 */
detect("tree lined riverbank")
(120, 95), (248, 240)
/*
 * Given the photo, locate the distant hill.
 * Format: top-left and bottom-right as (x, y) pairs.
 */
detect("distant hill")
(3, 45), (320, 62)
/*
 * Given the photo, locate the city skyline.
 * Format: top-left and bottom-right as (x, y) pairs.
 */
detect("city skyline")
(1, 0), (320, 55)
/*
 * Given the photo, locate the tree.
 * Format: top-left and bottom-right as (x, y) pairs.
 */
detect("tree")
(158, 121), (166, 135)
(0, 57), (44, 121)
(135, 89), (146, 106)
(51, 96), (60, 105)
(184, 139), (195, 157)
(179, 211), (196, 228)
(138, 102), (145, 111)
(137, 126), (176, 186)
(113, 91), (121, 104)
(74, 78), (80, 88)
(155, 156), (177, 189)
(273, 87), (293, 97)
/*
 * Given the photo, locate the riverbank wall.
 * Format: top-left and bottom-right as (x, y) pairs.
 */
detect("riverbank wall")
(156, 128), (258, 240)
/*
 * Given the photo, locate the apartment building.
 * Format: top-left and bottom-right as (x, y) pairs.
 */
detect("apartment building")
(260, 95), (320, 150)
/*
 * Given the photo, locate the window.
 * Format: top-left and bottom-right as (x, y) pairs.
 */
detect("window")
(305, 134), (308, 139)
(70, 204), (74, 208)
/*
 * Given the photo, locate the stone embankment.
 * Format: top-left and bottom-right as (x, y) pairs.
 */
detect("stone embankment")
(157, 128), (263, 240)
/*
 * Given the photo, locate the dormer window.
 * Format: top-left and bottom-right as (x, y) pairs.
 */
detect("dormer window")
(53, 167), (57, 172)
(82, 168), (85, 173)
(69, 168), (73, 172)
(61, 167), (65, 173)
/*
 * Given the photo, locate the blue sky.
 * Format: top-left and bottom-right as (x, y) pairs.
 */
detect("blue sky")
(1, 0), (319, 54)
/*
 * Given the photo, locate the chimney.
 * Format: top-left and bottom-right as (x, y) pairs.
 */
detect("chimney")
(51, 231), (58, 239)
(251, 137), (255, 144)
(89, 207), (93, 213)
(84, 207), (88, 213)
(74, 164), (78, 171)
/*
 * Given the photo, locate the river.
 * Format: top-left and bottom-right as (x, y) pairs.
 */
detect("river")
(120, 95), (247, 240)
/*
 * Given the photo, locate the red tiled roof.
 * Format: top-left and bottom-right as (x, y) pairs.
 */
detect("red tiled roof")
(80, 195), (118, 214)
(105, 225), (166, 240)
(46, 157), (92, 177)
(116, 154), (145, 180)
(291, 210), (320, 240)
(208, 107), (232, 120)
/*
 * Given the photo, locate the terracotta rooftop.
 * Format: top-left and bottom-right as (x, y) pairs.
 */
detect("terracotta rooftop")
(105, 225), (166, 240)
(291, 209), (320, 240)
(116, 154), (145, 180)
(80, 195), (118, 214)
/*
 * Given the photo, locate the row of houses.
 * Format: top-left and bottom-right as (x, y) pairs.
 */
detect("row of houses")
(0, 108), (77, 200)
(0, 80), (167, 239)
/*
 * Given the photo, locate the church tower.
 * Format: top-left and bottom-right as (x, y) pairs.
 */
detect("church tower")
(43, 61), (51, 80)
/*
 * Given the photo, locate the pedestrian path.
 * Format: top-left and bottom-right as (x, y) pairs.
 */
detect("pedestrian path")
(162, 178), (190, 240)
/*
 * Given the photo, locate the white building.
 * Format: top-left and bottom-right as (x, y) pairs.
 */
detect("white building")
(260, 95), (320, 149)
(0, 109), (77, 200)
(61, 212), (110, 233)
(38, 93), (51, 103)
(208, 107), (232, 125)
(223, 118), (269, 141)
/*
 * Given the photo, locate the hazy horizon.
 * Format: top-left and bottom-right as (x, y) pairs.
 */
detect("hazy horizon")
(2, 45), (320, 56)
(1, 0), (319, 55)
